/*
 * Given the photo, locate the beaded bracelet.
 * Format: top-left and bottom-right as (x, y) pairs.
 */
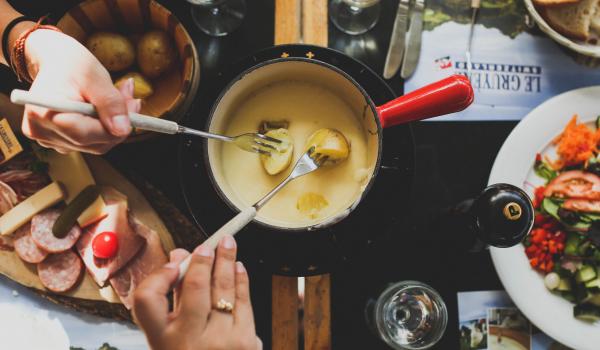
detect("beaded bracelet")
(10, 17), (62, 83)
(2, 16), (34, 65)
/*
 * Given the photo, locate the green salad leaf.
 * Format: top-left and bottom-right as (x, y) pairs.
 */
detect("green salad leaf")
(541, 198), (591, 230)
(534, 158), (557, 182)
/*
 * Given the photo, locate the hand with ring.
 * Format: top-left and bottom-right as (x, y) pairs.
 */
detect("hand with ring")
(132, 236), (262, 350)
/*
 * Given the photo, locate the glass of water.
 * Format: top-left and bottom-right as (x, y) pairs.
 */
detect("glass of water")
(186, 0), (246, 37)
(366, 281), (447, 350)
(329, 0), (381, 35)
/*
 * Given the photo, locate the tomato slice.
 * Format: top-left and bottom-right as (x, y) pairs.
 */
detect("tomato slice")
(92, 231), (119, 259)
(543, 170), (600, 200)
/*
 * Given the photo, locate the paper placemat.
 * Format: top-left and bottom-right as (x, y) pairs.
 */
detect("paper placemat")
(404, 0), (600, 121)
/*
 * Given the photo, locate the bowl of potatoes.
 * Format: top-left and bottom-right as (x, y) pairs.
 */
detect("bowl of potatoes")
(57, 0), (200, 140)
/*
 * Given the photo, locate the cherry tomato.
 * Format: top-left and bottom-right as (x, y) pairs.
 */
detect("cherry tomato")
(92, 231), (119, 259)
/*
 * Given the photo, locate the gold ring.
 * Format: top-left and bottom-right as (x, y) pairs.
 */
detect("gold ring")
(215, 298), (234, 313)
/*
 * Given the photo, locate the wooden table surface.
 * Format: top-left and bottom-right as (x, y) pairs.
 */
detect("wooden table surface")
(272, 2), (331, 349)
(4, 0), (594, 349)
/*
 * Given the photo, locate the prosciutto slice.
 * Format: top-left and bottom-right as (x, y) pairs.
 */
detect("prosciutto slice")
(0, 180), (17, 214)
(109, 217), (168, 309)
(76, 190), (145, 286)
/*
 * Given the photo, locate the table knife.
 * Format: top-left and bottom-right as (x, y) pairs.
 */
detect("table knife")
(401, 0), (425, 79)
(383, 0), (410, 80)
(466, 0), (481, 78)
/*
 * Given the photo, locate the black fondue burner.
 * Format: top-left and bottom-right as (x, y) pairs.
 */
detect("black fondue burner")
(178, 45), (415, 276)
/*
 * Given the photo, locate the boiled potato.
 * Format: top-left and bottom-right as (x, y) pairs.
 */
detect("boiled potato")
(297, 193), (329, 219)
(115, 72), (154, 99)
(259, 120), (289, 134)
(260, 128), (294, 175)
(137, 30), (176, 78)
(86, 32), (135, 72)
(305, 128), (350, 166)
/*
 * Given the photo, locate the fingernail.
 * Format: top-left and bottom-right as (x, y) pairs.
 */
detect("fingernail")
(221, 235), (236, 249)
(235, 261), (245, 273)
(127, 78), (135, 96)
(194, 244), (214, 257)
(112, 114), (131, 136)
(164, 262), (178, 269)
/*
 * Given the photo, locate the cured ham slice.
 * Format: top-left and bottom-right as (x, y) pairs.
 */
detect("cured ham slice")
(76, 190), (145, 286)
(110, 217), (168, 309)
(0, 155), (50, 201)
(0, 180), (17, 214)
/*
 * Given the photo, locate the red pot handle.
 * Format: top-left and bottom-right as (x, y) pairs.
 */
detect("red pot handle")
(376, 75), (474, 128)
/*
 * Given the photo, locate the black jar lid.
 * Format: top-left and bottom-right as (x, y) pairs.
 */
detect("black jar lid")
(471, 183), (534, 248)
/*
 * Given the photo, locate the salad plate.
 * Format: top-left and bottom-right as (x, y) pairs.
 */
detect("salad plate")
(489, 86), (600, 350)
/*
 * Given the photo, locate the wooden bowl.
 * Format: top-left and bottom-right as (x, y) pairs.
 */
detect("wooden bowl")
(57, 0), (200, 140)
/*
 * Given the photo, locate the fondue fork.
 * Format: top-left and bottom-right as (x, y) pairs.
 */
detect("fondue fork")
(176, 148), (327, 284)
(10, 89), (281, 156)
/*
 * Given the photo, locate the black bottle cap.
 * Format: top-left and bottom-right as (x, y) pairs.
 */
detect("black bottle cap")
(471, 183), (534, 248)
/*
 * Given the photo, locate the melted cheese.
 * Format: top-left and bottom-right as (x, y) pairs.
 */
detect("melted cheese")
(219, 81), (369, 228)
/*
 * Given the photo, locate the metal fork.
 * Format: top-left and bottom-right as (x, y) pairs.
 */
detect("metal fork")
(10, 89), (281, 156)
(176, 147), (326, 283)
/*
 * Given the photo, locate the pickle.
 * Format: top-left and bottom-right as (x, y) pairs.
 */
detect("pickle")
(259, 120), (289, 134)
(52, 185), (100, 238)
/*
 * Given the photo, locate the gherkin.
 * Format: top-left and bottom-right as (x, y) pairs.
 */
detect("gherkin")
(424, 0), (541, 38)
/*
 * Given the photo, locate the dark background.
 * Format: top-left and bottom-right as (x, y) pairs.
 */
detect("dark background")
(1, 0), (519, 349)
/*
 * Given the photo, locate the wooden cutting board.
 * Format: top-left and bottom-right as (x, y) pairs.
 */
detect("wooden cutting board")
(0, 155), (176, 303)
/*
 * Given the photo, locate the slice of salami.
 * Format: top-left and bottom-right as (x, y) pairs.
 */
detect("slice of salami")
(13, 223), (48, 263)
(0, 235), (14, 251)
(31, 209), (81, 253)
(37, 250), (82, 292)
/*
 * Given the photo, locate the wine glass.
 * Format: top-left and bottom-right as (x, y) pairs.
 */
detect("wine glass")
(186, 0), (246, 37)
(366, 281), (447, 350)
(329, 0), (381, 35)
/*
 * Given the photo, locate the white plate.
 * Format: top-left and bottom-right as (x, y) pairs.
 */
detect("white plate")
(524, 0), (600, 58)
(489, 86), (600, 350)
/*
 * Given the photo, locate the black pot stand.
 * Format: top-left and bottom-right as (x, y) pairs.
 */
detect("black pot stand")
(178, 44), (415, 276)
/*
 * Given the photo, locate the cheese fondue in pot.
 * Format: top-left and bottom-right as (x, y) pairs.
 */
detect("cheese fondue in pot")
(218, 80), (370, 228)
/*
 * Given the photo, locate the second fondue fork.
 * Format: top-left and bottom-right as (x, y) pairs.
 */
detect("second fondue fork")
(10, 89), (281, 156)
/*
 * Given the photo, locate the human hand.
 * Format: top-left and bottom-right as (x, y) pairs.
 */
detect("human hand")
(133, 236), (262, 350)
(21, 29), (139, 154)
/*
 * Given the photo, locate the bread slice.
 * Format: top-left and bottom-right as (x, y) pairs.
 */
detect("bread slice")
(591, 7), (600, 33)
(539, 0), (599, 40)
(534, 0), (581, 7)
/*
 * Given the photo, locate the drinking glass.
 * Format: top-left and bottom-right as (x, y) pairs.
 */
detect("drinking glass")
(365, 281), (447, 350)
(186, 0), (246, 37)
(329, 0), (381, 35)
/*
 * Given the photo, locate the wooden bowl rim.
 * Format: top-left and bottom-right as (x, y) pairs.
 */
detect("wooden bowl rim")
(57, 0), (199, 119)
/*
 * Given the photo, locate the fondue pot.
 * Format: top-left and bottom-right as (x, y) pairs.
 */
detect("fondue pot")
(179, 45), (473, 275)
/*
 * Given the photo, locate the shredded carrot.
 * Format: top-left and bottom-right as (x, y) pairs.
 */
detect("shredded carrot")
(553, 115), (599, 167)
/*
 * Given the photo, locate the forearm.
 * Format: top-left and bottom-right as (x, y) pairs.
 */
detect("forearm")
(0, 0), (35, 66)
